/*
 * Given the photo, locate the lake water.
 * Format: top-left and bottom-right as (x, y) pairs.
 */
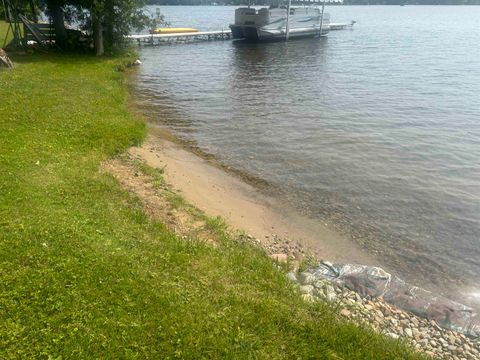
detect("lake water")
(131, 5), (480, 307)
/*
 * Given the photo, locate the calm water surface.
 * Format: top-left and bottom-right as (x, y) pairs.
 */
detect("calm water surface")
(132, 5), (480, 305)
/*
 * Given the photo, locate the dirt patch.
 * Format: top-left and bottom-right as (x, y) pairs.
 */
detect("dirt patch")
(102, 156), (219, 246)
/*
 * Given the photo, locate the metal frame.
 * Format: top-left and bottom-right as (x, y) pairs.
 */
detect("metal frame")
(2, 0), (26, 49)
(285, 0), (328, 41)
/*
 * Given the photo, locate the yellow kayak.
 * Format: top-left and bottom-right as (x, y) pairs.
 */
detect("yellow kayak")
(150, 28), (199, 34)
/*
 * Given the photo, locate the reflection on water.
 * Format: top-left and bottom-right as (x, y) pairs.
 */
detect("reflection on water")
(131, 5), (480, 308)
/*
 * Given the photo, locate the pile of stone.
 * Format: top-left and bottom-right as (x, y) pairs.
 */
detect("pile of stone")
(238, 233), (479, 358)
(289, 270), (480, 360)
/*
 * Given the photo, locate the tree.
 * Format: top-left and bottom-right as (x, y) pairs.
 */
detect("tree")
(67, 0), (159, 55)
(47, 0), (68, 47)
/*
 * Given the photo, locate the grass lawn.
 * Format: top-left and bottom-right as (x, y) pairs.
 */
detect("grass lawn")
(0, 53), (427, 359)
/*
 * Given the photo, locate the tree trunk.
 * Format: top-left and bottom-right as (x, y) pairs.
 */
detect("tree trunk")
(93, 14), (104, 56)
(29, 0), (38, 23)
(47, 0), (67, 48)
(104, 0), (114, 50)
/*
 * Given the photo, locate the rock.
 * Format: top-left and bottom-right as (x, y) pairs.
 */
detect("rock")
(340, 308), (351, 317)
(325, 285), (336, 302)
(298, 272), (316, 285)
(313, 279), (327, 289)
(388, 333), (400, 340)
(344, 299), (356, 306)
(300, 285), (314, 295)
(286, 272), (297, 282)
(270, 253), (288, 263)
(383, 308), (392, 317)
(405, 328), (413, 337)
(134, 59), (142, 65)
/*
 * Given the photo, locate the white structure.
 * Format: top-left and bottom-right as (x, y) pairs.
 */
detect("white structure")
(230, 0), (341, 41)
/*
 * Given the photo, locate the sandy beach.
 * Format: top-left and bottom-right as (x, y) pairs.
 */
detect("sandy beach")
(128, 126), (378, 268)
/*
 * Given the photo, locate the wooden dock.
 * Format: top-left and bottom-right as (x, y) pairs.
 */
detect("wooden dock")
(127, 22), (354, 46)
(127, 30), (233, 45)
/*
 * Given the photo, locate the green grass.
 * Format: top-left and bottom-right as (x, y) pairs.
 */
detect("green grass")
(0, 53), (427, 359)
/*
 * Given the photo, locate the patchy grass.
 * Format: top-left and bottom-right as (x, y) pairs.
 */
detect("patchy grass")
(0, 53), (427, 359)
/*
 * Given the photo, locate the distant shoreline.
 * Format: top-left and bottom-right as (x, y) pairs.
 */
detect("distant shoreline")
(144, 3), (480, 6)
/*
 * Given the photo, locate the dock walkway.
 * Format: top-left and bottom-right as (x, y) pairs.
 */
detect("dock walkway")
(127, 22), (354, 46)
(127, 30), (233, 45)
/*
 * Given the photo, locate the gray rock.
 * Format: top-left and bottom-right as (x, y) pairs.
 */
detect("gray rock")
(298, 272), (316, 285)
(286, 272), (298, 283)
(300, 285), (315, 295)
(325, 285), (336, 302)
(405, 328), (413, 337)
(388, 333), (400, 340)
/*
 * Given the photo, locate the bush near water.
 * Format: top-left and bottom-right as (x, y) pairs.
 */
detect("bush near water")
(0, 32), (427, 359)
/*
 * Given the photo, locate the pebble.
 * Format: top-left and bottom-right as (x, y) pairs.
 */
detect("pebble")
(288, 267), (480, 359)
(247, 231), (480, 360)
(299, 285), (314, 295)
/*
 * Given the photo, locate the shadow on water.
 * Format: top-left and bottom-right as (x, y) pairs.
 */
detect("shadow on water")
(231, 36), (329, 66)
(228, 37), (330, 111)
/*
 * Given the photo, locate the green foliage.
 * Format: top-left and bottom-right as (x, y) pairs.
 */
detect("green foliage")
(69, 0), (162, 50)
(0, 53), (427, 359)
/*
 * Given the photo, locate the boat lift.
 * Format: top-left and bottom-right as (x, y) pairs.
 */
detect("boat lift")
(286, 0), (343, 41)
(127, 0), (352, 46)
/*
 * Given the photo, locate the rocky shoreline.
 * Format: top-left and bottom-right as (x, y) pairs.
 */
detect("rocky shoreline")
(242, 234), (480, 360)
(126, 136), (479, 359)
(290, 269), (480, 360)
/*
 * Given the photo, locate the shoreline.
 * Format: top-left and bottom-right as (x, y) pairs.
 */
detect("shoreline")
(130, 126), (378, 268)
(134, 123), (480, 311)
(114, 128), (480, 358)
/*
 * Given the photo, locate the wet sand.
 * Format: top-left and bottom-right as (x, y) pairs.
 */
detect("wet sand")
(129, 126), (378, 267)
